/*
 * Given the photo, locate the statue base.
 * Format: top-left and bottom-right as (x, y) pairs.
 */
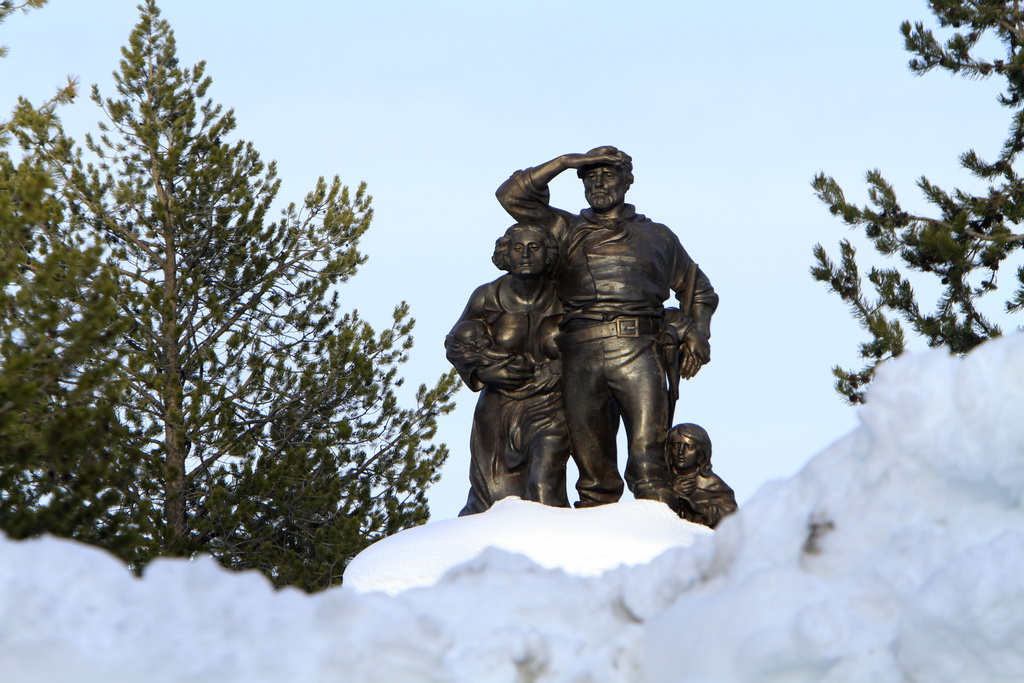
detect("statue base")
(344, 497), (711, 595)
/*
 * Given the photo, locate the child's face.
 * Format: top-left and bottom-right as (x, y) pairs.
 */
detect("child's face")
(668, 433), (700, 470)
(453, 321), (491, 348)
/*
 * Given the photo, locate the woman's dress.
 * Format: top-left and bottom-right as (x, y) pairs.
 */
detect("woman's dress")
(445, 275), (571, 515)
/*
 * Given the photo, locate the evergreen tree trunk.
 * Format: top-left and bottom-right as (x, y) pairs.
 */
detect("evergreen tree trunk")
(151, 116), (187, 540)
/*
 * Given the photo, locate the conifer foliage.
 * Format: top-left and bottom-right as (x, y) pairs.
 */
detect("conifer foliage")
(0, 1), (145, 559)
(5, 1), (457, 590)
(812, 0), (1024, 404)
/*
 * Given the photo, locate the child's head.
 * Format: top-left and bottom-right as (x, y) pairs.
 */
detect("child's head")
(666, 423), (712, 475)
(450, 320), (493, 349)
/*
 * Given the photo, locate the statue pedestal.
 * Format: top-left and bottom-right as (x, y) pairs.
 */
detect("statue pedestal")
(344, 497), (711, 595)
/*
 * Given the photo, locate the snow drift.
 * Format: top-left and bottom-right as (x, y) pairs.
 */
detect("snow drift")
(3, 335), (1024, 682)
(344, 496), (713, 595)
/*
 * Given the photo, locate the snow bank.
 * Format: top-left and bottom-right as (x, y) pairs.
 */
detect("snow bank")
(344, 496), (712, 594)
(3, 335), (1024, 682)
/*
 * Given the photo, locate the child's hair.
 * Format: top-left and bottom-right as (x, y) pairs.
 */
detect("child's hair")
(450, 320), (492, 349)
(668, 423), (713, 476)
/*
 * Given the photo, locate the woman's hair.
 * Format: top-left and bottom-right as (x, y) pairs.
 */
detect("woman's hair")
(492, 222), (558, 273)
(668, 423), (713, 475)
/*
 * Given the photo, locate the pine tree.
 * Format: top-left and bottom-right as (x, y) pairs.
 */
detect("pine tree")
(0, 0), (46, 59)
(0, 0), (145, 559)
(22, 1), (457, 590)
(812, 0), (1024, 404)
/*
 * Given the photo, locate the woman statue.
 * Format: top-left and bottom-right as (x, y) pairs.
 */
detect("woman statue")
(445, 223), (571, 515)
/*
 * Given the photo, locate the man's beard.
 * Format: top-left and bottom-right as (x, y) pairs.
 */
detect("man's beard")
(586, 190), (617, 211)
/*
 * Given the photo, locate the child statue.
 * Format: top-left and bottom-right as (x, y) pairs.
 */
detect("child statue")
(666, 423), (737, 528)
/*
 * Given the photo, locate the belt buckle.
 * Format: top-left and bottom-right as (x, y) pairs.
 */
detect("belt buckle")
(616, 317), (639, 337)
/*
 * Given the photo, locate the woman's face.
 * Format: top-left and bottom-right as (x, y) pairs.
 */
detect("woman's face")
(508, 228), (548, 278)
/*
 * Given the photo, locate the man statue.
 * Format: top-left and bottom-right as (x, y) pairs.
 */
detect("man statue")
(496, 146), (718, 509)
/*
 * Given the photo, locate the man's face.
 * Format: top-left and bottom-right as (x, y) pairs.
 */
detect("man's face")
(582, 165), (628, 212)
(668, 433), (700, 471)
(508, 228), (548, 278)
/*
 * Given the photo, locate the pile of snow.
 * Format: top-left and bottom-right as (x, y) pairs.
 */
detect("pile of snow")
(3, 335), (1024, 682)
(344, 496), (712, 594)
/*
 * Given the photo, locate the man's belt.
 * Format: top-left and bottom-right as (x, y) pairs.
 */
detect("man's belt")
(557, 317), (661, 347)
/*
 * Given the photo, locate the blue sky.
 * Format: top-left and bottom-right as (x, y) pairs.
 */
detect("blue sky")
(2, 1), (1013, 519)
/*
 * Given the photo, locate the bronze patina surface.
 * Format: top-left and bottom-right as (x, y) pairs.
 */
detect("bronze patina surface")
(449, 147), (735, 517)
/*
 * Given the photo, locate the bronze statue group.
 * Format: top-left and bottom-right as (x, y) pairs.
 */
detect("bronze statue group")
(446, 148), (736, 528)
